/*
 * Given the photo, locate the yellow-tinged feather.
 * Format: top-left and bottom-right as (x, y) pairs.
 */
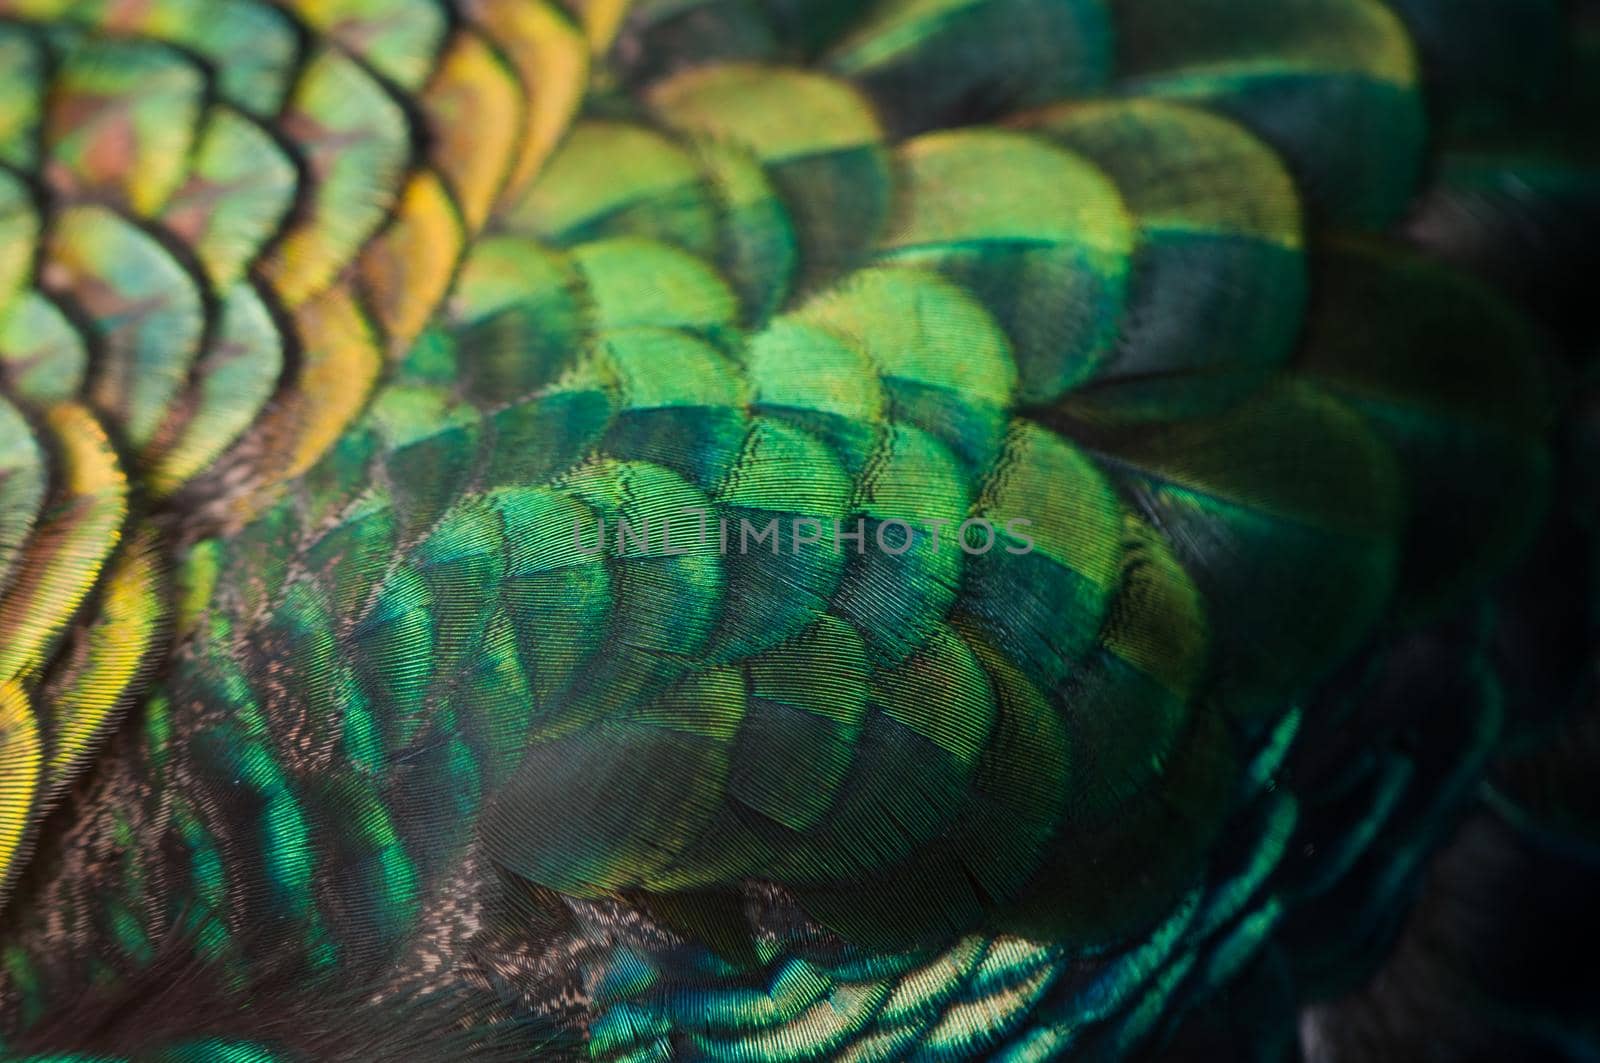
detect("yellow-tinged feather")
(176, 538), (220, 641)
(1010, 100), (1303, 247)
(650, 65), (882, 162)
(463, 0), (590, 209)
(208, 284), (383, 524)
(276, 286), (383, 490)
(424, 30), (523, 232)
(0, 680), (41, 898)
(887, 130), (1132, 256)
(258, 48), (409, 309)
(361, 171), (466, 357)
(569, 0), (631, 54)
(1122, 0), (1418, 90)
(45, 527), (165, 784)
(0, 404), (127, 684)
(0, 0), (74, 15)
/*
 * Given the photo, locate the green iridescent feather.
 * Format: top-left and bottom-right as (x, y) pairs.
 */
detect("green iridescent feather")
(0, 0), (1594, 1060)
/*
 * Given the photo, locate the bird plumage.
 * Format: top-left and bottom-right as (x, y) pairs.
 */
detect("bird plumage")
(0, 0), (1595, 1059)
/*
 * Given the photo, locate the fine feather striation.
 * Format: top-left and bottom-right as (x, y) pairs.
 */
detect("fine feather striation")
(0, 0), (1593, 1059)
(0, 0), (602, 906)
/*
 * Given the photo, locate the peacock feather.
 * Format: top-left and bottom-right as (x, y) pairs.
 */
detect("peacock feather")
(0, 0), (1595, 1059)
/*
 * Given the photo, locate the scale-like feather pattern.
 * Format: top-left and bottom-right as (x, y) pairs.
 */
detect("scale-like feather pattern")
(0, 0), (593, 905)
(0, 0), (1592, 1060)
